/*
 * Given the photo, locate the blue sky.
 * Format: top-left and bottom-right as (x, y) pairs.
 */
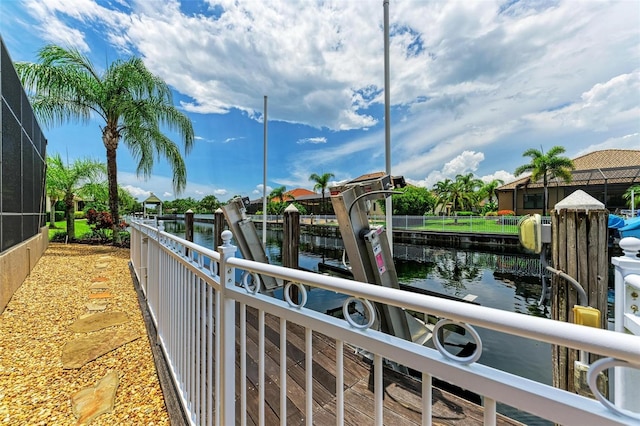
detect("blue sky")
(2, 0), (639, 202)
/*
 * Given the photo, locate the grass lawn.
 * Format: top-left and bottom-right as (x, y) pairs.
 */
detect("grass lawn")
(418, 217), (519, 234)
(48, 219), (93, 240)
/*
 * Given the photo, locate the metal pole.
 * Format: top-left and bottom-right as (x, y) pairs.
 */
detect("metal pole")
(263, 95), (268, 248)
(383, 0), (392, 254)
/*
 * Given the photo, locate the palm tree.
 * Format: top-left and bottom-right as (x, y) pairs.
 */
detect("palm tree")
(480, 179), (505, 205)
(268, 186), (294, 222)
(15, 45), (194, 241)
(447, 180), (475, 214)
(268, 186), (293, 203)
(309, 172), (335, 214)
(623, 184), (640, 210)
(454, 173), (483, 211)
(46, 153), (106, 240)
(514, 146), (575, 214)
(45, 172), (65, 228)
(432, 179), (453, 215)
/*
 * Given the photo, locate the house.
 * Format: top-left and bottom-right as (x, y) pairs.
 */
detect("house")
(496, 149), (640, 215)
(247, 172), (406, 215)
(247, 188), (319, 214)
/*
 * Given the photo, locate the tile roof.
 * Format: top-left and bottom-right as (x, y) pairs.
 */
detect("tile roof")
(498, 149), (640, 190)
(285, 188), (317, 198)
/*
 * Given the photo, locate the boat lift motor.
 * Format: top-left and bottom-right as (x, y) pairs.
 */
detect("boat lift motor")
(221, 197), (282, 293)
(330, 175), (425, 344)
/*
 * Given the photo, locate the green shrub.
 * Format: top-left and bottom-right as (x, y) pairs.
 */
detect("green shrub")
(455, 211), (473, 216)
(74, 211), (85, 219)
(50, 230), (68, 242)
(54, 211), (65, 222)
(485, 211), (498, 216)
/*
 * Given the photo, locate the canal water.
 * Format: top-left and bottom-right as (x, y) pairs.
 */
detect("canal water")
(163, 220), (555, 423)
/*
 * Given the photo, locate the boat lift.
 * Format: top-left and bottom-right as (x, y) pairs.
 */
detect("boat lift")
(330, 175), (432, 345)
(221, 197), (282, 293)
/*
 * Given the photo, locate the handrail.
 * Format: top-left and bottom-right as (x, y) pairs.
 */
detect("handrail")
(226, 256), (640, 364)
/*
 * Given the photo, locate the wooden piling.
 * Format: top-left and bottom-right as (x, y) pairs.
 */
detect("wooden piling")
(185, 209), (194, 242)
(551, 190), (608, 396)
(283, 204), (300, 303)
(214, 208), (225, 249)
(185, 209), (194, 256)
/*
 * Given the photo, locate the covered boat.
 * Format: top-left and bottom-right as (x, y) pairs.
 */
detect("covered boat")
(619, 217), (640, 239)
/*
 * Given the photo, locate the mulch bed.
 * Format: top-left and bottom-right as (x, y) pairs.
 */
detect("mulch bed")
(0, 243), (169, 425)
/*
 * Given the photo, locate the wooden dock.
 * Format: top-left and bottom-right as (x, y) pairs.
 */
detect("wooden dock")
(238, 306), (522, 425)
(132, 264), (522, 425)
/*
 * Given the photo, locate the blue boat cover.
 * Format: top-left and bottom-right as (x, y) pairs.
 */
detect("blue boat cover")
(608, 215), (625, 229)
(619, 217), (640, 238)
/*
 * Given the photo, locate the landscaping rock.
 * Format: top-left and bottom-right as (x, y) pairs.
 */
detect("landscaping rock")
(69, 312), (128, 333)
(71, 370), (119, 425)
(61, 329), (139, 369)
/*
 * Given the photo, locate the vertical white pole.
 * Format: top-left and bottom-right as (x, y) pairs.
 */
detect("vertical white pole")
(383, 0), (393, 254)
(218, 230), (237, 426)
(263, 95), (268, 248)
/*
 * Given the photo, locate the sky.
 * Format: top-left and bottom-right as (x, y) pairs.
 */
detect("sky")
(2, 0), (639, 202)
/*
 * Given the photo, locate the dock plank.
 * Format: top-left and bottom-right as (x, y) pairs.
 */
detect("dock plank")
(232, 304), (522, 425)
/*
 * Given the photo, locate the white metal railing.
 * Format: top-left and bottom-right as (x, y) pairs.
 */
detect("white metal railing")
(612, 237), (640, 413)
(129, 219), (640, 425)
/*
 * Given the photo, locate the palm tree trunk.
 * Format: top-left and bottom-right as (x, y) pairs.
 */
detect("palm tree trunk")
(65, 194), (75, 240)
(543, 174), (549, 214)
(104, 131), (120, 243)
(49, 198), (57, 227)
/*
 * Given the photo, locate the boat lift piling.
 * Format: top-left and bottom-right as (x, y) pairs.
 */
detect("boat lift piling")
(550, 190), (609, 397)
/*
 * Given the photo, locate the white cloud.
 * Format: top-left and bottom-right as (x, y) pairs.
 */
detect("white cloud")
(575, 133), (640, 158)
(406, 151), (486, 188)
(223, 137), (244, 144)
(122, 185), (150, 199)
(252, 184), (273, 195)
(297, 137), (327, 145)
(523, 72), (640, 132)
(481, 170), (516, 185)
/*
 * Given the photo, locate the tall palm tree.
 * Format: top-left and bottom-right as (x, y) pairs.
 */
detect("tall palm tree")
(447, 180), (475, 213)
(309, 172), (335, 214)
(515, 146), (575, 213)
(15, 45), (194, 240)
(454, 173), (483, 211)
(46, 153), (106, 240)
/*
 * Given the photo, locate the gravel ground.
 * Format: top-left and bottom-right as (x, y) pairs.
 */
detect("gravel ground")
(0, 243), (169, 425)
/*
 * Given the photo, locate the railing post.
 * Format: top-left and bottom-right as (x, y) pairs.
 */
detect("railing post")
(218, 230), (237, 426)
(612, 237), (640, 411)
